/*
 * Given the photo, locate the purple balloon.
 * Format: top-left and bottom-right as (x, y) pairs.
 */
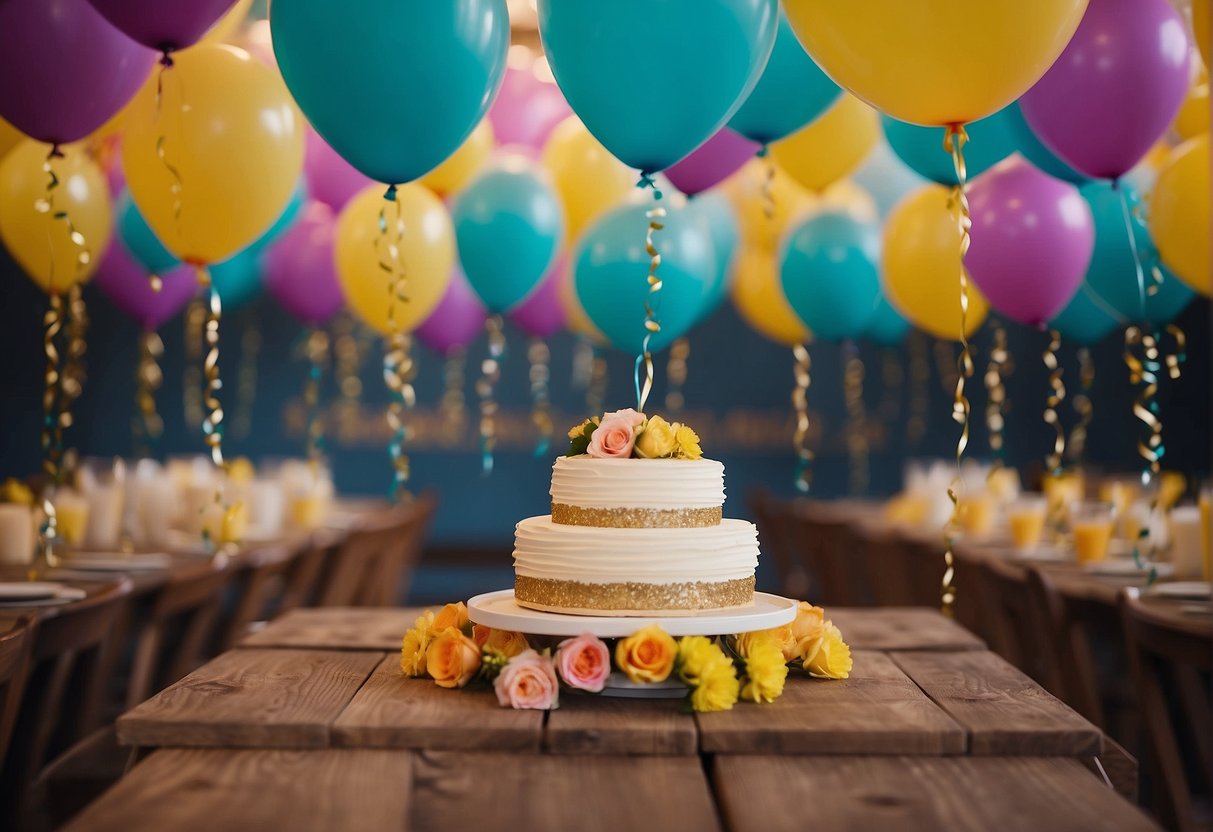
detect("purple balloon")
(1020, 0), (1190, 180)
(967, 159), (1094, 327)
(510, 256), (568, 339)
(415, 270), (488, 355)
(665, 127), (759, 197)
(305, 129), (373, 211)
(94, 238), (197, 331)
(262, 202), (345, 327)
(86, 0), (238, 52)
(0, 0), (154, 145)
(488, 66), (571, 150)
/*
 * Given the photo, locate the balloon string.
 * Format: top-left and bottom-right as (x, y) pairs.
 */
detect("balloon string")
(665, 336), (690, 414)
(61, 283), (88, 428)
(182, 297), (206, 429)
(941, 123), (973, 615)
(791, 344), (813, 494)
(759, 147), (776, 220)
(842, 339), (869, 496)
(587, 344), (608, 417)
(984, 322), (1009, 460)
(196, 267), (226, 470)
(380, 188), (413, 501)
(528, 338), (553, 458)
(36, 292), (66, 576)
(906, 330), (930, 447)
(303, 328), (330, 462)
(35, 147), (93, 287)
(440, 349), (469, 445)
(633, 181), (666, 413)
(153, 59), (183, 293)
(477, 315), (505, 476)
(1115, 183), (1160, 320)
(133, 330), (165, 458)
(1066, 346), (1094, 466)
(1042, 329), (1066, 474)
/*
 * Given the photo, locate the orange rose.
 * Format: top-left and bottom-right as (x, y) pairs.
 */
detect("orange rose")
(790, 602), (826, 645)
(432, 602), (470, 633)
(425, 627), (481, 688)
(472, 624), (530, 658)
(615, 624), (678, 683)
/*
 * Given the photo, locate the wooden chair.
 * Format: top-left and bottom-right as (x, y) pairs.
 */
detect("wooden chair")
(218, 543), (299, 651)
(974, 557), (1042, 679)
(1120, 588), (1213, 832)
(0, 617), (35, 771)
(1023, 567), (1106, 727)
(747, 488), (810, 598)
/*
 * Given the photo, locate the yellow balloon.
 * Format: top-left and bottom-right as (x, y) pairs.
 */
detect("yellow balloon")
(0, 141), (111, 294)
(1149, 134), (1211, 296)
(542, 116), (634, 243)
(721, 159), (814, 251)
(335, 183), (455, 335)
(419, 118), (494, 197)
(0, 116), (27, 162)
(783, 0), (1088, 126)
(882, 184), (990, 340)
(200, 0), (253, 45)
(769, 94), (879, 192)
(123, 45), (304, 265)
(731, 246), (812, 347)
(1174, 66), (1210, 140)
(1195, 0), (1211, 70)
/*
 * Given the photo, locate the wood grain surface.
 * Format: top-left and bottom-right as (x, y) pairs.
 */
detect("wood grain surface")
(239, 607), (425, 650)
(545, 692), (697, 755)
(829, 607), (986, 651)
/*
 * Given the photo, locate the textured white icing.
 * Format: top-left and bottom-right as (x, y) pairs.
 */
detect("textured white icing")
(550, 456), (725, 511)
(513, 515), (758, 584)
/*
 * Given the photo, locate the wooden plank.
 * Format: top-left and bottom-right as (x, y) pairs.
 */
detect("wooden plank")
(696, 650), (965, 755)
(117, 649), (382, 749)
(829, 607), (986, 651)
(332, 655), (543, 752)
(62, 748), (413, 832)
(545, 693), (697, 756)
(239, 607), (424, 651)
(412, 751), (720, 832)
(713, 755), (1158, 832)
(892, 650), (1103, 756)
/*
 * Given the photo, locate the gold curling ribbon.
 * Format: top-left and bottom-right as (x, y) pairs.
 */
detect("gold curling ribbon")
(133, 330), (165, 457)
(791, 344), (813, 493)
(984, 322), (1009, 458)
(634, 196), (666, 413)
(665, 336), (690, 414)
(1124, 325), (1186, 482)
(151, 52), (182, 292)
(528, 338), (553, 457)
(476, 315), (506, 476)
(231, 314), (261, 441)
(377, 186), (415, 500)
(842, 339), (869, 496)
(906, 330), (930, 447)
(61, 283), (88, 425)
(1066, 346), (1094, 465)
(759, 148), (776, 220)
(1042, 329), (1066, 474)
(303, 328), (330, 462)
(195, 266), (226, 469)
(36, 292), (66, 576)
(333, 314), (369, 445)
(183, 297), (205, 429)
(940, 123), (975, 615)
(439, 348), (469, 446)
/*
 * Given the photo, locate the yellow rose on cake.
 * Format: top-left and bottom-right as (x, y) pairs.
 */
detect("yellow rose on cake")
(635, 415), (677, 458)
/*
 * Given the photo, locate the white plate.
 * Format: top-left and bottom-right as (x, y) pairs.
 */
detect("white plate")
(60, 553), (171, 572)
(1083, 559), (1176, 579)
(0, 582), (61, 601)
(467, 589), (797, 638)
(1146, 581), (1212, 600)
(0, 583), (87, 607)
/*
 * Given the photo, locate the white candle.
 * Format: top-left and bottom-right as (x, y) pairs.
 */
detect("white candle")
(0, 504), (33, 566)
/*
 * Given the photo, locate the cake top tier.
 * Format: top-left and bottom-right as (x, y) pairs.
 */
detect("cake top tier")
(551, 456), (725, 521)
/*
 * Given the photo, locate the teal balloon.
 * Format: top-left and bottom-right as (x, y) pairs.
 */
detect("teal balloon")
(538, 0), (777, 173)
(271, 1), (508, 184)
(683, 192), (738, 320)
(1049, 285), (1120, 346)
(781, 213), (881, 341)
(1080, 181), (1195, 326)
(882, 106), (1017, 185)
(209, 182), (308, 311)
(1004, 103), (1090, 185)
(454, 160), (564, 313)
(727, 13), (839, 145)
(866, 293), (911, 346)
(118, 191), (177, 276)
(575, 203), (715, 353)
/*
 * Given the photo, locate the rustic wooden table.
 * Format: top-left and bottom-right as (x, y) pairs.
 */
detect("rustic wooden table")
(60, 606), (1159, 831)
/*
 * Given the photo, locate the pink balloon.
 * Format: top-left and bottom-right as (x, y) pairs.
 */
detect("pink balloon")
(262, 202), (345, 327)
(415, 270), (488, 355)
(1019, 0), (1190, 180)
(488, 66), (571, 150)
(665, 127), (758, 197)
(966, 159), (1094, 327)
(93, 238), (197, 331)
(510, 256), (567, 339)
(304, 128), (373, 211)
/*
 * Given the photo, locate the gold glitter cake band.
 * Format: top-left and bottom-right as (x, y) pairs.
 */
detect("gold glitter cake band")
(514, 575), (755, 617)
(550, 503), (722, 529)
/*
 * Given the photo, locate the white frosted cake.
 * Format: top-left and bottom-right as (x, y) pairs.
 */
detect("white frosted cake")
(513, 413), (759, 616)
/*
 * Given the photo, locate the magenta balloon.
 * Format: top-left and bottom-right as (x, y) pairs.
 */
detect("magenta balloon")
(488, 66), (571, 150)
(86, 0), (238, 52)
(94, 239), (197, 331)
(510, 256), (568, 338)
(262, 202), (345, 327)
(665, 127), (759, 197)
(0, 0), (154, 145)
(1019, 0), (1190, 180)
(415, 270), (489, 355)
(304, 129), (373, 211)
(966, 159), (1094, 327)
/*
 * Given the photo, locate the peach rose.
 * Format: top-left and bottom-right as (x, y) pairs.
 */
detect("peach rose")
(555, 632), (611, 692)
(494, 649), (560, 710)
(605, 408), (645, 428)
(587, 414), (637, 458)
(615, 624), (678, 683)
(472, 624), (530, 658)
(432, 602), (469, 633)
(425, 627), (481, 689)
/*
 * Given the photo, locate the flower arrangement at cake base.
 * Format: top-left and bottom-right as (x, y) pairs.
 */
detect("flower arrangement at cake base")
(400, 600), (852, 711)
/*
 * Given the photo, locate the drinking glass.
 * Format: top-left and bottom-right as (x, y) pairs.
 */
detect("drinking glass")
(1008, 496), (1048, 553)
(1070, 501), (1115, 564)
(0, 504), (34, 566)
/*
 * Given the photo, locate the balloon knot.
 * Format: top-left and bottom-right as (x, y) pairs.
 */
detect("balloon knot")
(159, 48), (175, 68)
(756, 145), (769, 159)
(48, 145), (64, 160)
(384, 184), (398, 202)
(636, 172), (663, 200)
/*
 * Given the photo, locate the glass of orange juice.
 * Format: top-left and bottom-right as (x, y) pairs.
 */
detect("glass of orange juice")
(1008, 496), (1048, 553)
(1199, 487), (1211, 581)
(957, 491), (997, 539)
(1071, 501), (1115, 564)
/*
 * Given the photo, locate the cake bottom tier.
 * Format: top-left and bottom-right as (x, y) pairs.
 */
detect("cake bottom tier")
(514, 574), (756, 617)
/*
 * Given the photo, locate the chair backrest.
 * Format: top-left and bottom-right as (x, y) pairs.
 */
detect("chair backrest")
(790, 502), (861, 606)
(1120, 588), (1212, 832)
(0, 617), (34, 773)
(218, 543), (298, 651)
(974, 557), (1036, 673)
(1023, 567), (1106, 727)
(746, 488), (810, 599)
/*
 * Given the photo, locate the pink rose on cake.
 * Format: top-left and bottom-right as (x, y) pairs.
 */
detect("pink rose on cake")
(587, 410), (643, 458)
(555, 632), (611, 692)
(494, 649), (560, 709)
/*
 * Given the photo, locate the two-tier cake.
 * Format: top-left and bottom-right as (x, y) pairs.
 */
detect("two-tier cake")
(512, 409), (759, 616)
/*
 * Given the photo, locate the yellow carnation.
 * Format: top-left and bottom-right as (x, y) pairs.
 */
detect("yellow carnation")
(740, 635), (788, 704)
(690, 660), (740, 712)
(801, 621), (853, 680)
(634, 415), (677, 459)
(1, 478), (33, 506)
(567, 418), (595, 439)
(400, 610), (435, 677)
(672, 423), (703, 460)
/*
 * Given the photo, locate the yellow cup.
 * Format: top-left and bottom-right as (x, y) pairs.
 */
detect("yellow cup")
(1071, 501), (1115, 564)
(957, 492), (996, 539)
(55, 490), (90, 545)
(1008, 497), (1047, 552)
